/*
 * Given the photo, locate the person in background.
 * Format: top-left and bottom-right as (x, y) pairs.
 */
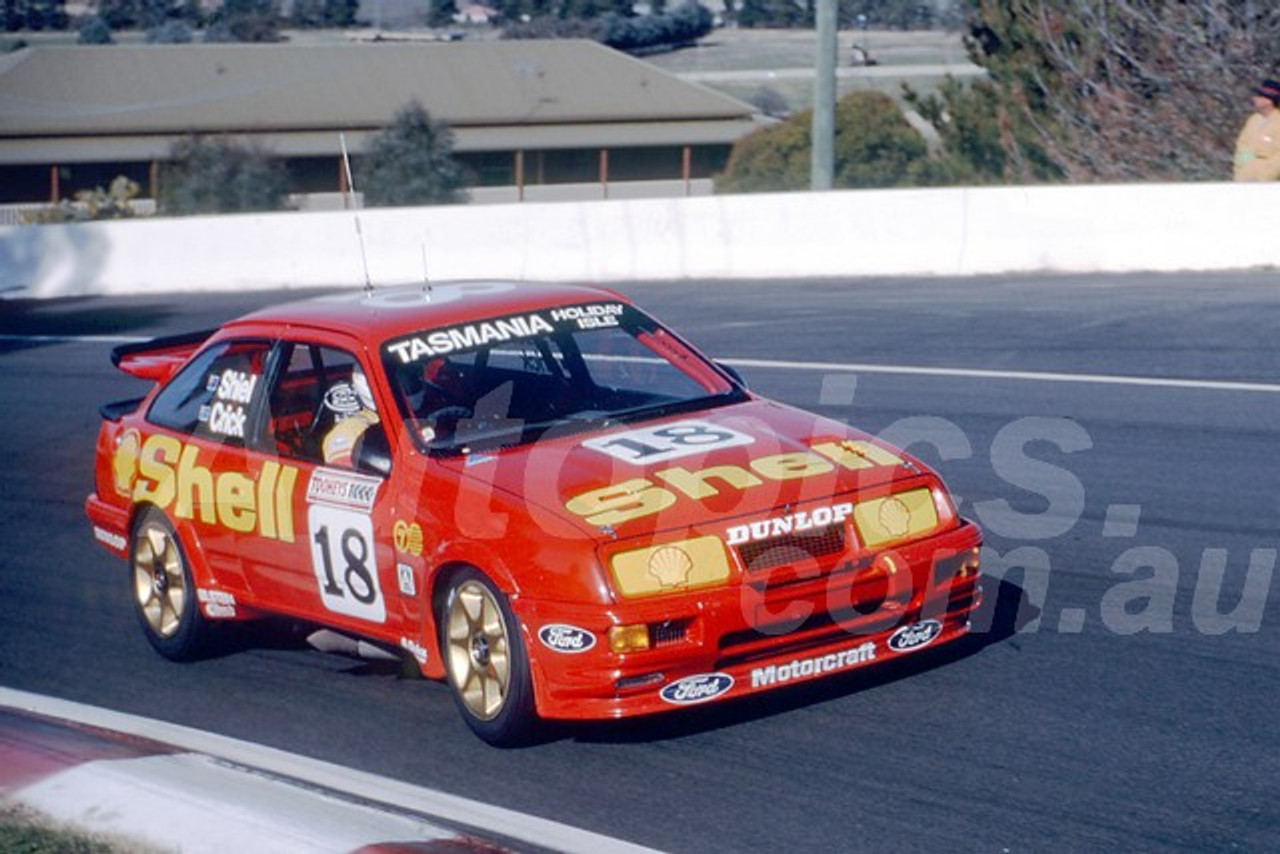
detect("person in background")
(1234, 78), (1280, 181)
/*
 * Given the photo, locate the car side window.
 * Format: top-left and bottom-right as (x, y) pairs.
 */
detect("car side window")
(265, 342), (375, 467)
(148, 339), (271, 447)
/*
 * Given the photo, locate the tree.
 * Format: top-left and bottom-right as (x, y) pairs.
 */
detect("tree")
(599, 2), (713, 52)
(716, 114), (812, 192)
(840, 0), (940, 30)
(147, 19), (193, 41)
(944, 1), (1280, 182)
(30, 176), (141, 223)
(158, 136), (288, 215)
(904, 75), (1062, 185)
(77, 13), (113, 42)
(831, 89), (929, 186)
(357, 102), (468, 207)
(3, 0), (67, 30)
(428, 0), (458, 27)
(290, 0), (357, 27)
(737, 0), (807, 28)
(95, 0), (176, 28)
(716, 90), (930, 192)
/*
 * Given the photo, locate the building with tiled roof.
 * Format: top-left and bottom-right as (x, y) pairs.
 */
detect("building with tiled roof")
(0, 39), (763, 205)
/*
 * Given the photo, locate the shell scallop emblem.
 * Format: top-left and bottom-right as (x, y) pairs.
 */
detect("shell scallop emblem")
(112, 429), (141, 497)
(647, 546), (693, 588)
(878, 497), (911, 538)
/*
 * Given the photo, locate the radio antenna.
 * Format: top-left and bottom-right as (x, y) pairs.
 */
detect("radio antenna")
(420, 242), (433, 299)
(339, 131), (373, 295)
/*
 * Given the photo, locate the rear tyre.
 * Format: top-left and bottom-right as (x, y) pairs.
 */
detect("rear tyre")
(130, 508), (210, 661)
(439, 568), (536, 746)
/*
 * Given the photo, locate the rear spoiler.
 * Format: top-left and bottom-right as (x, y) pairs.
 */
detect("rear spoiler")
(111, 329), (215, 383)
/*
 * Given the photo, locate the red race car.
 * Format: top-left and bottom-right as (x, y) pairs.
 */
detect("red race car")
(86, 282), (982, 745)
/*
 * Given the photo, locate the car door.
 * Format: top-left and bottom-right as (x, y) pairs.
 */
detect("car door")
(242, 337), (404, 644)
(140, 337), (277, 601)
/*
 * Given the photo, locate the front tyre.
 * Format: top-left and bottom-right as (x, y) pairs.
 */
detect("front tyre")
(440, 569), (536, 746)
(130, 508), (210, 661)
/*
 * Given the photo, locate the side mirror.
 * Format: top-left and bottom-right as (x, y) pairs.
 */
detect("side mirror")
(353, 423), (392, 478)
(716, 361), (747, 389)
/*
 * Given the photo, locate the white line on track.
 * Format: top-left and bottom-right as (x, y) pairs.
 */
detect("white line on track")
(0, 687), (663, 854)
(0, 333), (147, 344)
(721, 357), (1280, 395)
(6, 332), (1277, 395)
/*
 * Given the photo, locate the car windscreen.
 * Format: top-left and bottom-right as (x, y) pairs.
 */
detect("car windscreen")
(380, 301), (744, 455)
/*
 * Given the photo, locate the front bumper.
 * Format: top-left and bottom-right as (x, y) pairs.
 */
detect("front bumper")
(519, 519), (983, 721)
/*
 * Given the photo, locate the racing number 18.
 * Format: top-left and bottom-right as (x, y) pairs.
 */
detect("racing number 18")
(584, 420), (755, 464)
(308, 504), (386, 623)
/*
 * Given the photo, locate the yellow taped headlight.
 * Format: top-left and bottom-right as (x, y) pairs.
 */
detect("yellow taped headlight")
(609, 536), (731, 599)
(608, 624), (651, 653)
(853, 488), (939, 547)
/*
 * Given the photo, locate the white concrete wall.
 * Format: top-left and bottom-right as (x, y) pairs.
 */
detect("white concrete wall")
(3, 182), (1279, 299)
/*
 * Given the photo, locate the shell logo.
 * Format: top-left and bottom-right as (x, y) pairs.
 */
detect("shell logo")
(112, 429), (142, 497)
(647, 546), (694, 588)
(878, 496), (911, 538)
(609, 536), (730, 599)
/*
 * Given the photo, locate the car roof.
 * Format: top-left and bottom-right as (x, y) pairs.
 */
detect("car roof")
(225, 281), (626, 343)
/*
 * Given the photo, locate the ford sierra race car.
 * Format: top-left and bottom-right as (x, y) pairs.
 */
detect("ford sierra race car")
(86, 282), (982, 745)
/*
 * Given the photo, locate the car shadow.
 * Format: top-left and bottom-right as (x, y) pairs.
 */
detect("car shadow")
(560, 577), (1039, 746)
(182, 580), (1039, 749)
(199, 617), (424, 679)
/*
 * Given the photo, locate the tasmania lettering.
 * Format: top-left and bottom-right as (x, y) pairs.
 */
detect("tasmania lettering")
(385, 313), (555, 363)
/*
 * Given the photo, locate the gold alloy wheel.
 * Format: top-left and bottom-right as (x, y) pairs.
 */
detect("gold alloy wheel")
(133, 522), (186, 640)
(445, 579), (511, 721)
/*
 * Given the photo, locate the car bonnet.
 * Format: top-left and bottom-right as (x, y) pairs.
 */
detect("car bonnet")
(442, 399), (932, 542)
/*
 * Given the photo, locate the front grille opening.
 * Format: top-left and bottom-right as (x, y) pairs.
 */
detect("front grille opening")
(650, 618), (691, 648)
(716, 607), (902, 670)
(737, 524), (846, 572)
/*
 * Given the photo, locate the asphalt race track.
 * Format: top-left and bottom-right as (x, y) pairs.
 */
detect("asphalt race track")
(2, 272), (1277, 852)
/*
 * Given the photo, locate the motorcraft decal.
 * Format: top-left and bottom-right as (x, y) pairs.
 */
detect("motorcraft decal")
(749, 642), (876, 689)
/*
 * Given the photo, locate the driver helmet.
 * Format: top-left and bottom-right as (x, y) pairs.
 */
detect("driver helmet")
(352, 368), (375, 411)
